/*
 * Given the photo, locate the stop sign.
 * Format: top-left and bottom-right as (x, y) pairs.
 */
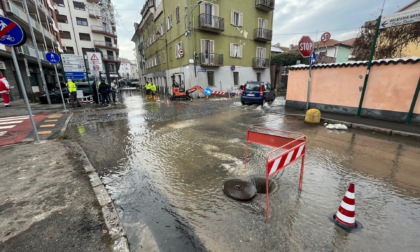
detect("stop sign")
(298, 36), (314, 58)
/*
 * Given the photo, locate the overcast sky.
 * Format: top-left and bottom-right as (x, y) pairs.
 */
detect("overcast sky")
(114, 0), (414, 60)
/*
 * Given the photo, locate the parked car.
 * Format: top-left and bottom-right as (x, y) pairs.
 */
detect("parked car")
(240, 81), (275, 105)
(39, 82), (94, 104)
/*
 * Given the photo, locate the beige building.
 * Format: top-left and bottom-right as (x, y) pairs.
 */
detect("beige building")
(54, 0), (120, 81)
(118, 58), (138, 79)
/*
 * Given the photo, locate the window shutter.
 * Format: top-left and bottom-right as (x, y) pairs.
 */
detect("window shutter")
(230, 43), (234, 57)
(239, 44), (243, 58)
(239, 13), (243, 26)
(201, 39), (206, 53)
(210, 40), (214, 53)
(262, 48), (266, 58)
(231, 11), (234, 25)
(214, 4), (219, 16)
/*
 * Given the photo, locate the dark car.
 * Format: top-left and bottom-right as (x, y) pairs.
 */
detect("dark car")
(39, 82), (94, 104)
(240, 81), (275, 105)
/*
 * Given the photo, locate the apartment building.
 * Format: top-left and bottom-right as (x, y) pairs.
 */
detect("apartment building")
(0, 0), (62, 101)
(54, 0), (120, 81)
(118, 57), (138, 79)
(132, 0), (274, 93)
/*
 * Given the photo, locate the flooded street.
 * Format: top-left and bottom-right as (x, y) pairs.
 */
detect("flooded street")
(67, 91), (420, 252)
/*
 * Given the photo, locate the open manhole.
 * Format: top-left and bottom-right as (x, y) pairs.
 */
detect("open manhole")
(250, 177), (278, 194)
(223, 179), (257, 201)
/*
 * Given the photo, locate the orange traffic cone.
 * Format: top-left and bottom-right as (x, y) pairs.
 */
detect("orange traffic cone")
(156, 96), (160, 103)
(166, 98), (170, 105)
(332, 183), (362, 232)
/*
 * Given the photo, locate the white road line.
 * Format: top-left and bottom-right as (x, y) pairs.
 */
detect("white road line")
(0, 131), (6, 137)
(0, 116), (29, 122)
(0, 125), (16, 130)
(0, 120), (23, 125)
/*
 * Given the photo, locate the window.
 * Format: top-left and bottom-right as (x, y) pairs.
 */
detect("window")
(233, 72), (239, 86)
(230, 43), (243, 58)
(56, 14), (68, 23)
(79, 33), (91, 41)
(53, 0), (65, 7)
(60, 30), (71, 39)
(167, 15), (172, 31)
(231, 10), (243, 27)
(73, 1), (85, 10)
(76, 17), (88, 26)
(175, 42), (183, 58)
(256, 47), (267, 59)
(64, 46), (74, 54)
(201, 39), (214, 64)
(176, 6), (180, 23)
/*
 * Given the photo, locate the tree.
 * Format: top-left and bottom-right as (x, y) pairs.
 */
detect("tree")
(352, 21), (420, 60)
(271, 51), (309, 66)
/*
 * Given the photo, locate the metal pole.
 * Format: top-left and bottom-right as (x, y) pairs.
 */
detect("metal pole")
(23, 0), (51, 104)
(306, 63), (312, 110)
(406, 77), (420, 124)
(11, 47), (40, 143)
(54, 65), (67, 112)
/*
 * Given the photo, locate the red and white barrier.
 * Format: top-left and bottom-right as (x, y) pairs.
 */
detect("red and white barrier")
(212, 90), (226, 95)
(244, 126), (306, 222)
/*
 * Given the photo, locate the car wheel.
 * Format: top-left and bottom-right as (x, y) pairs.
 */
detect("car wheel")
(261, 99), (265, 106)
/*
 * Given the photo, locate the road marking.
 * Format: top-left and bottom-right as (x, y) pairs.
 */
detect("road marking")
(0, 131), (6, 137)
(0, 125), (16, 129)
(40, 124), (56, 128)
(45, 119), (58, 122)
(48, 114), (63, 118)
(0, 116), (29, 122)
(38, 131), (52, 135)
(0, 120), (23, 125)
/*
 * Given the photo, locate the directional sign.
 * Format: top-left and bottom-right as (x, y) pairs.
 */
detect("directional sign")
(298, 36), (314, 58)
(0, 16), (27, 46)
(380, 7), (420, 29)
(64, 72), (87, 79)
(64, 65), (85, 72)
(45, 52), (60, 64)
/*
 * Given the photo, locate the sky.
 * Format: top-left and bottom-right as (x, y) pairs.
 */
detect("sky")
(114, 0), (414, 60)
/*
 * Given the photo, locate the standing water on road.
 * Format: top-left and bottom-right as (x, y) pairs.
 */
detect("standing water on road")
(67, 92), (420, 251)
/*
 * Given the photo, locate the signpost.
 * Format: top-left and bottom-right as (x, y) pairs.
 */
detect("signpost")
(0, 17), (40, 142)
(87, 52), (103, 104)
(46, 52), (67, 112)
(298, 36), (314, 110)
(380, 7), (420, 29)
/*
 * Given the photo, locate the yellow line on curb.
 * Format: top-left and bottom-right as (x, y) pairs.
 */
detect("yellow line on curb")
(40, 124), (56, 128)
(45, 119), (58, 122)
(38, 131), (52, 135)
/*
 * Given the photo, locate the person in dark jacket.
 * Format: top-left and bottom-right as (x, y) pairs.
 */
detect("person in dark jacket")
(98, 81), (110, 105)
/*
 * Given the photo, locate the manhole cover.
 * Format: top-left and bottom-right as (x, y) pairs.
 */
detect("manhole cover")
(223, 179), (257, 201)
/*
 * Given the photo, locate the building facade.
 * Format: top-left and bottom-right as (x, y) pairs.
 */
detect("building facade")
(0, 0), (63, 102)
(118, 57), (138, 79)
(132, 0), (274, 94)
(54, 0), (120, 81)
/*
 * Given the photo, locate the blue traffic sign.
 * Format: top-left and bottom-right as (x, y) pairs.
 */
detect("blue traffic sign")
(0, 16), (26, 46)
(64, 72), (86, 79)
(46, 52), (60, 64)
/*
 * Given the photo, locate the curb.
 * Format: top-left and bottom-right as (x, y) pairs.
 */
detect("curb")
(70, 142), (130, 252)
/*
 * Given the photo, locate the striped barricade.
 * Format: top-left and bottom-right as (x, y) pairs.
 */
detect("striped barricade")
(244, 126), (306, 222)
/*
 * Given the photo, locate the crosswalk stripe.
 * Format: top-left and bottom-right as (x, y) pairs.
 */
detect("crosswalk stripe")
(45, 119), (58, 122)
(38, 131), (52, 135)
(40, 124), (55, 128)
(0, 121), (23, 125)
(0, 131), (6, 137)
(0, 125), (16, 129)
(0, 116), (29, 122)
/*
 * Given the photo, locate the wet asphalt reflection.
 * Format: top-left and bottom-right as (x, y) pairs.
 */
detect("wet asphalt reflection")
(67, 91), (420, 252)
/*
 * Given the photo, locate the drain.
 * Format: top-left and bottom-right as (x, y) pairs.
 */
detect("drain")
(223, 179), (257, 201)
(251, 177), (278, 194)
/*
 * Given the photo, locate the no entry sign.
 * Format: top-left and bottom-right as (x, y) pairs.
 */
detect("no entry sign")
(298, 36), (314, 58)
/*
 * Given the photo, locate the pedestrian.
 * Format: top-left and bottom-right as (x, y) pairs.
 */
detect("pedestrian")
(98, 80), (110, 105)
(151, 82), (157, 96)
(145, 81), (151, 95)
(0, 73), (11, 107)
(67, 79), (81, 108)
(110, 80), (118, 103)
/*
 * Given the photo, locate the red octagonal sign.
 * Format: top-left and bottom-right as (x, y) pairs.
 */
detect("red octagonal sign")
(298, 36), (314, 58)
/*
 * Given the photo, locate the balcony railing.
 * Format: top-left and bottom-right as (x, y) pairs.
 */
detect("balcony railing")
(255, 0), (275, 11)
(91, 25), (117, 37)
(199, 53), (223, 67)
(94, 40), (119, 50)
(16, 44), (46, 60)
(103, 55), (121, 62)
(88, 8), (101, 18)
(198, 13), (224, 33)
(87, 0), (99, 3)
(252, 57), (269, 68)
(254, 28), (272, 41)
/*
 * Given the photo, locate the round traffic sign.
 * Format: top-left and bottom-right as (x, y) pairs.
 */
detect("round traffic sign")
(46, 52), (60, 64)
(298, 36), (314, 58)
(0, 16), (27, 46)
(93, 64), (100, 71)
(321, 32), (331, 43)
(178, 48), (184, 57)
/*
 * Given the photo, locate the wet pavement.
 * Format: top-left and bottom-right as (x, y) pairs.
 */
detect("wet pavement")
(65, 92), (420, 251)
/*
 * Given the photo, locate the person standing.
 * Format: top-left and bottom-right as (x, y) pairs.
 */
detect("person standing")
(110, 80), (118, 103)
(98, 80), (110, 105)
(151, 82), (157, 96)
(0, 73), (11, 107)
(67, 79), (81, 108)
(145, 81), (151, 95)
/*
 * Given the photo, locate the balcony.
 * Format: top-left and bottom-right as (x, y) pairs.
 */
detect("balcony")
(87, 0), (99, 3)
(16, 44), (46, 60)
(198, 13), (224, 33)
(254, 28), (272, 42)
(103, 55), (121, 63)
(255, 0), (275, 11)
(252, 58), (269, 69)
(91, 25), (117, 37)
(199, 53), (223, 67)
(88, 8), (101, 18)
(94, 40), (119, 51)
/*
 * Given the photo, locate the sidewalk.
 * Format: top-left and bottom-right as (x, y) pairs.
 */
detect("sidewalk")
(285, 107), (420, 139)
